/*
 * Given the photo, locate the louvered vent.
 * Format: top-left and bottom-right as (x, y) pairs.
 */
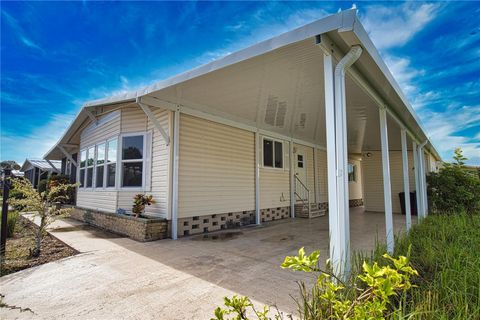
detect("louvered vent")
(296, 113), (307, 129)
(264, 95), (287, 128)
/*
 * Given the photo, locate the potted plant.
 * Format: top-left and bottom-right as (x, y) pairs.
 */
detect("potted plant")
(132, 194), (155, 218)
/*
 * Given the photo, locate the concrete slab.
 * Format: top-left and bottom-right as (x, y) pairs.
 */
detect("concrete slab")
(0, 208), (413, 319)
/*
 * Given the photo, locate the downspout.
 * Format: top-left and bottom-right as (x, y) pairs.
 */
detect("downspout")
(332, 45), (362, 278)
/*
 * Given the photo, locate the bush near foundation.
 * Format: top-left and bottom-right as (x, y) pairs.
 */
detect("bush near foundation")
(427, 148), (480, 215)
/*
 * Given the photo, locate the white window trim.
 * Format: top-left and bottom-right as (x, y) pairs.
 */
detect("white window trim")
(261, 136), (285, 171)
(348, 163), (357, 183)
(119, 131), (148, 191)
(93, 142), (106, 190)
(78, 149), (87, 188)
(78, 132), (152, 192)
(85, 146), (95, 189)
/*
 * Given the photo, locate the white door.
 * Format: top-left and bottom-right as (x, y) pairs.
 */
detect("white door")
(294, 150), (307, 200)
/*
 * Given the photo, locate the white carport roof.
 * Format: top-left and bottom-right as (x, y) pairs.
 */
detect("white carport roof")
(21, 159), (61, 172)
(44, 9), (440, 161)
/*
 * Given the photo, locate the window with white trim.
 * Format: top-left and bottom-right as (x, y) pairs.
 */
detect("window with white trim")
(95, 143), (105, 188)
(86, 146), (94, 188)
(348, 163), (357, 182)
(263, 137), (283, 169)
(106, 138), (117, 188)
(121, 135), (144, 187)
(79, 150), (86, 187)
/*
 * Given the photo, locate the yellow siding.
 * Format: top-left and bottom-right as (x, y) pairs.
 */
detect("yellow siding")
(77, 190), (118, 212)
(145, 109), (171, 218)
(79, 112), (121, 149)
(178, 114), (255, 218)
(362, 151), (416, 213)
(78, 112), (121, 211)
(121, 106), (148, 133)
(260, 139), (290, 209)
(348, 158), (363, 200)
(315, 150), (328, 203)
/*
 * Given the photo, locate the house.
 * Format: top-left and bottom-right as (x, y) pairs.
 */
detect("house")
(43, 9), (440, 276)
(20, 159), (61, 188)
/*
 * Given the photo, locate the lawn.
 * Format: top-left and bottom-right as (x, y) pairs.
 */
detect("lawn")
(1, 215), (77, 276)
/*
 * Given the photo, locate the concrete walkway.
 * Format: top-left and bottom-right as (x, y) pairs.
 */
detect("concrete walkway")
(0, 208), (412, 319)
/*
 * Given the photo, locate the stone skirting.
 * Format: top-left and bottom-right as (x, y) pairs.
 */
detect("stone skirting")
(349, 199), (364, 207)
(70, 207), (168, 242)
(178, 206), (291, 237)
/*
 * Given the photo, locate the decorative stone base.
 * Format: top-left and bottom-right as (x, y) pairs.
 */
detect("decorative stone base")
(349, 199), (364, 207)
(70, 207), (168, 242)
(260, 206), (290, 222)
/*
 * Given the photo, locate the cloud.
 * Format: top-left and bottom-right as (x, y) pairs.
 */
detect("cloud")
(421, 104), (480, 165)
(383, 56), (425, 98)
(360, 2), (442, 49)
(1, 9), (44, 53)
(1, 113), (75, 164)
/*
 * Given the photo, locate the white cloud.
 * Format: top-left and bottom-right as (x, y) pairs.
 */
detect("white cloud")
(360, 2), (442, 49)
(383, 56), (425, 98)
(421, 105), (480, 165)
(1, 9), (44, 53)
(1, 113), (75, 164)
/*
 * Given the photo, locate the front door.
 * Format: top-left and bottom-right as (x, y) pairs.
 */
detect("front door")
(294, 151), (307, 186)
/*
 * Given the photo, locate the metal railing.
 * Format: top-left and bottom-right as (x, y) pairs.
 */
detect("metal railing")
(294, 175), (310, 214)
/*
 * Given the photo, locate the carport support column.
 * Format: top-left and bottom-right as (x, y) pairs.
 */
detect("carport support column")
(412, 141), (422, 219)
(379, 107), (394, 254)
(255, 131), (261, 225)
(289, 139), (295, 219)
(401, 129), (412, 231)
(171, 109), (180, 239)
(323, 45), (362, 279)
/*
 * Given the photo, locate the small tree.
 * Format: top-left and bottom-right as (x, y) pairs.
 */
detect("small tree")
(9, 179), (78, 256)
(427, 148), (480, 215)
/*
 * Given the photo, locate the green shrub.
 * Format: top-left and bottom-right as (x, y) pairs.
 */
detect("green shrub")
(212, 248), (417, 320)
(427, 148), (480, 215)
(47, 174), (76, 204)
(7, 211), (19, 238)
(37, 179), (48, 194)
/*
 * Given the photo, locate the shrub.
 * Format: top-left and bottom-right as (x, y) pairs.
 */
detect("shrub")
(7, 211), (19, 238)
(47, 174), (76, 204)
(132, 194), (155, 218)
(427, 148), (480, 215)
(37, 179), (48, 194)
(212, 248), (417, 320)
(9, 179), (78, 256)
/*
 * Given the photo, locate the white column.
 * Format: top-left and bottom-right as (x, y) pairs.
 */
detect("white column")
(421, 151), (429, 216)
(289, 140), (295, 219)
(313, 148), (319, 204)
(418, 146), (427, 218)
(171, 109), (180, 239)
(412, 141), (421, 219)
(255, 131), (261, 225)
(379, 107), (394, 254)
(400, 129), (411, 231)
(323, 53), (342, 275)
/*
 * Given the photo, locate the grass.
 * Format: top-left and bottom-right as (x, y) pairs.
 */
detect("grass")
(355, 213), (480, 319)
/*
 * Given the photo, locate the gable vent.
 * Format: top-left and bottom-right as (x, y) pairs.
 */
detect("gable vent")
(264, 95), (287, 128)
(296, 113), (307, 129)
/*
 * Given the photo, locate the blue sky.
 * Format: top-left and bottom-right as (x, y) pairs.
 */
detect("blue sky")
(1, 1), (479, 165)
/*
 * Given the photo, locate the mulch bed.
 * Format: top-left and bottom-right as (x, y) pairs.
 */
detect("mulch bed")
(1, 216), (78, 276)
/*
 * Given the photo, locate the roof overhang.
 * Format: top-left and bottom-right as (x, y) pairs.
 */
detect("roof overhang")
(44, 9), (441, 161)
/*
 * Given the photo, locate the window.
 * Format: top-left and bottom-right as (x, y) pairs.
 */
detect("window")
(86, 146), (94, 187)
(263, 137), (283, 169)
(79, 150), (87, 187)
(297, 154), (304, 168)
(348, 163), (356, 182)
(106, 138), (117, 188)
(121, 135), (144, 187)
(96, 143), (105, 188)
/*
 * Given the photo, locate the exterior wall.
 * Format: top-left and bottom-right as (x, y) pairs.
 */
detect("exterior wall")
(362, 151), (415, 213)
(293, 143), (315, 201)
(178, 114), (255, 218)
(77, 106), (170, 218)
(348, 158), (363, 201)
(315, 150), (328, 203)
(77, 111), (121, 211)
(260, 139), (290, 209)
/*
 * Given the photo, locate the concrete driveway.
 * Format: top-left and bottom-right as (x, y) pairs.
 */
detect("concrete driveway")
(0, 208), (411, 320)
